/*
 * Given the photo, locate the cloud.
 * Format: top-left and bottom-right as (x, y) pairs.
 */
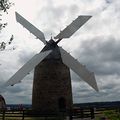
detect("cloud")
(72, 75), (120, 103)
(74, 36), (120, 76)
(0, 0), (120, 104)
(71, 33), (120, 102)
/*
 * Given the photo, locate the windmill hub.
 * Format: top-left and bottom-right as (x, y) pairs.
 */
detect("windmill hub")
(47, 38), (57, 47)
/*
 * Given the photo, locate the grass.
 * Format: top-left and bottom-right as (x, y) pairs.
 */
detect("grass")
(94, 109), (120, 120)
(103, 109), (120, 120)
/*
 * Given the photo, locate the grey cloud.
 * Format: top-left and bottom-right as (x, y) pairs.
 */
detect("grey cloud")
(18, 49), (36, 65)
(72, 73), (120, 103)
(74, 36), (120, 75)
(1, 0), (120, 104)
(36, 2), (67, 37)
(69, 4), (79, 16)
(73, 82), (118, 103)
(5, 93), (32, 104)
(6, 86), (23, 94)
(71, 33), (120, 103)
(105, 0), (113, 4)
(4, 81), (32, 104)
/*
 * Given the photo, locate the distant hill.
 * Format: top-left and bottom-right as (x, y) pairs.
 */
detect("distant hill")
(74, 101), (120, 108)
(6, 104), (31, 110)
(6, 101), (120, 110)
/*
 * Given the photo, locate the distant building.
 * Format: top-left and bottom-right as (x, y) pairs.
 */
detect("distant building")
(0, 95), (6, 110)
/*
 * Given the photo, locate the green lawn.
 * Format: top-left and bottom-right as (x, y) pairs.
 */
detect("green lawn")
(103, 109), (120, 120)
(94, 109), (120, 120)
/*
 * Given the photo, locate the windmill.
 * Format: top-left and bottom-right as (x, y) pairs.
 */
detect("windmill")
(3, 12), (98, 113)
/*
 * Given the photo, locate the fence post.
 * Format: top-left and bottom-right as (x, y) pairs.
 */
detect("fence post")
(69, 109), (73, 120)
(69, 113), (72, 120)
(2, 110), (5, 120)
(90, 107), (95, 119)
(80, 108), (84, 118)
(22, 110), (24, 120)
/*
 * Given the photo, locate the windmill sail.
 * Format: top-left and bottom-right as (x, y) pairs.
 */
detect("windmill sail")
(1, 12), (99, 113)
(54, 16), (92, 39)
(15, 12), (46, 44)
(60, 47), (98, 91)
(4, 50), (52, 87)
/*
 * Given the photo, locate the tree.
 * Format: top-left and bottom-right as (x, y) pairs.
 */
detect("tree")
(0, 0), (12, 29)
(0, 0), (14, 51)
(0, 0), (11, 12)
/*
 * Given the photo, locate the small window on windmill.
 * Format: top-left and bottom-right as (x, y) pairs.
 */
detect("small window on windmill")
(0, 95), (6, 110)
(58, 97), (66, 112)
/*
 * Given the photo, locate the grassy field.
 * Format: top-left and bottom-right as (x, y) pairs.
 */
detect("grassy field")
(95, 109), (120, 120)
(102, 109), (120, 120)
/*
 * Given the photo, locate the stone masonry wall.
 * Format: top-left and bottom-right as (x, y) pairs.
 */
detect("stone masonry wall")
(32, 59), (73, 113)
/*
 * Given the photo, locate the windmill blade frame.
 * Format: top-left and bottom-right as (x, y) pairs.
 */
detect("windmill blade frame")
(2, 12), (99, 112)
(4, 50), (52, 87)
(59, 47), (98, 92)
(15, 12), (46, 44)
(54, 15), (92, 40)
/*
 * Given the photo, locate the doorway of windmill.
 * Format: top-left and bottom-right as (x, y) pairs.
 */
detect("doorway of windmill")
(58, 97), (66, 112)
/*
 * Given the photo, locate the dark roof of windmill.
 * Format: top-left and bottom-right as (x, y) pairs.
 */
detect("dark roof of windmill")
(41, 39), (62, 60)
(0, 95), (4, 101)
(0, 95), (6, 107)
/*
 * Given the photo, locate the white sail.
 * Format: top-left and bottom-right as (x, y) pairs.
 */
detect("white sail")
(4, 50), (52, 87)
(60, 47), (98, 92)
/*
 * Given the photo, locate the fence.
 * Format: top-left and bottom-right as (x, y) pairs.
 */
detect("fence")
(0, 107), (119, 120)
(0, 110), (69, 120)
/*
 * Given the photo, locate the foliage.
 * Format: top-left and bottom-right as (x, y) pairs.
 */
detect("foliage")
(0, 0), (12, 29)
(0, 35), (14, 51)
(103, 109), (120, 120)
(0, 0), (12, 12)
(0, 0), (14, 51)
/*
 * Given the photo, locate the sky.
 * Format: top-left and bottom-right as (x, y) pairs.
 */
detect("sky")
(0, 0), (120, 104)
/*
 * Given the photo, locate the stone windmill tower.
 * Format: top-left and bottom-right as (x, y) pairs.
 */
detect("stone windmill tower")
(4, 12), (98, 113)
